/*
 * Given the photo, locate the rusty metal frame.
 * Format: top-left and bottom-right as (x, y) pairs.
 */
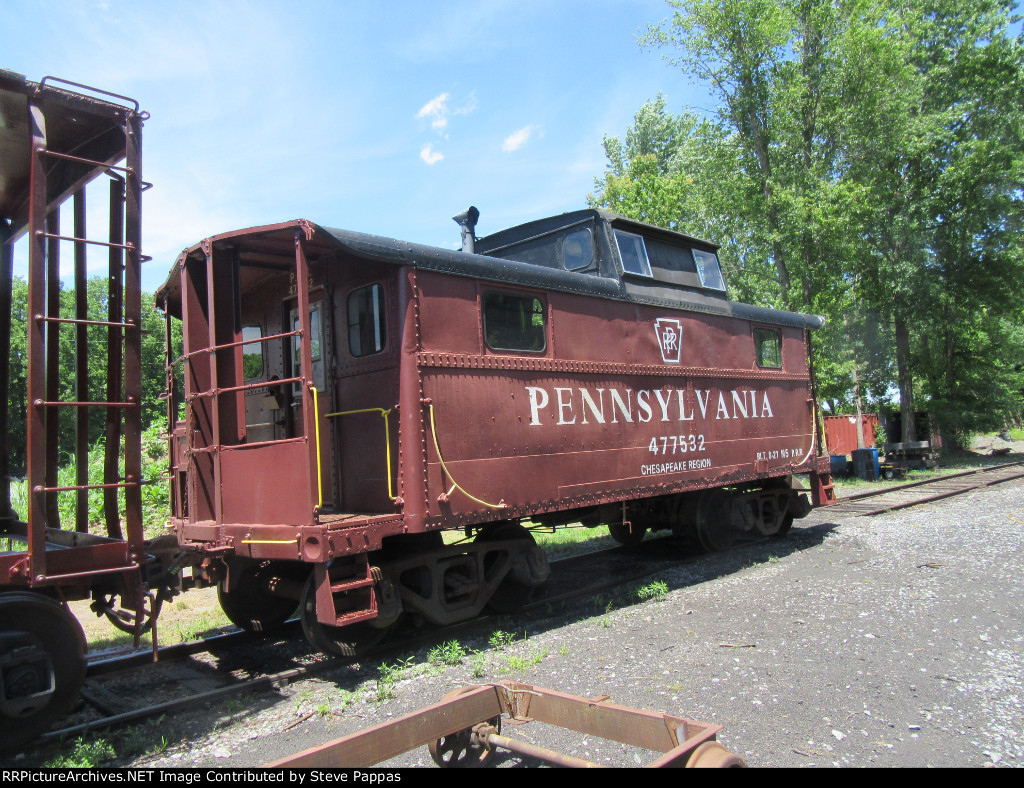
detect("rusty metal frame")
(0, 75), (146, 596)
(268, 682), (745, 768)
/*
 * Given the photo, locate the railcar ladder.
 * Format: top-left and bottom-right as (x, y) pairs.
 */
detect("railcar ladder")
(21, 78), (148, 582)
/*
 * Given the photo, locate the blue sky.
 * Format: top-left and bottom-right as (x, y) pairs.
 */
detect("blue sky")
(6, 0), (709, 292)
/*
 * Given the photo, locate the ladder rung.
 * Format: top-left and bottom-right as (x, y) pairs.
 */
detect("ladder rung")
(36, 315), (135, 329)
(39, 147), (133, 174)
(34, 399), (137, 408)
(33, 480), (139, 493)
(35, 231), (134, 251)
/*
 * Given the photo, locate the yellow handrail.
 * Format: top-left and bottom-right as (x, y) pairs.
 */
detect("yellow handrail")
(311, 386), (323, 510)
(325, 407), (396, 501)
(427, 403), (505, 510)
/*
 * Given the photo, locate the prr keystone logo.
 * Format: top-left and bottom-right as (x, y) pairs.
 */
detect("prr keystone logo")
(655, 318), (683, 363)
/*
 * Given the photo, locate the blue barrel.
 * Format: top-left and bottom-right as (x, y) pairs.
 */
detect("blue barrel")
(830, 455), (849, 477)
(852, 448), (879, 481)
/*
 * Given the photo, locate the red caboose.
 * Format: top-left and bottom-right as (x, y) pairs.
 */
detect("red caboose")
(156, 209), (832, 655)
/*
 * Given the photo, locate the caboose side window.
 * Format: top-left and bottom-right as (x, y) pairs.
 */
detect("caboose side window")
(242, 324), (264, 381)
(348, 283), (387, 357)
(613, 230), (653, 278)
(754, 328), (782, 369)
(483, 292), (546, 353)
(693, 248), (727, 292)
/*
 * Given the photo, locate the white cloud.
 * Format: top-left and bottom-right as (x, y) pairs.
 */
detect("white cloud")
(416, 93), (450, 131)
(420, 144), (444, 165)
(503, 125), (536, 153)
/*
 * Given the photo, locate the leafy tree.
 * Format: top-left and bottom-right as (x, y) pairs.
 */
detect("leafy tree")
(599, 0), (1024, 444)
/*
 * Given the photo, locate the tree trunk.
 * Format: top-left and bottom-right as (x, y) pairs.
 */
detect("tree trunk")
(894, 314), (916, 443)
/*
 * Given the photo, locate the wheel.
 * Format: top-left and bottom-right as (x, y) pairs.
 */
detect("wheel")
(763, 479), (795, 539)
(218, 560), (304, 634)
(0, 592), (86, 750)
(428, 687), (501, 767)
(685, 741), (747, 768)
(774, 511), (795, 539)
(608, 521), (647, 546)
(475, 523), (544, 613)
(694, 489), (734, 552)
(299, 571), (392, 658)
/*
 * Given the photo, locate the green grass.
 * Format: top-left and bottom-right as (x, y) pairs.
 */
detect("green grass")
(637, 580), (669, 601)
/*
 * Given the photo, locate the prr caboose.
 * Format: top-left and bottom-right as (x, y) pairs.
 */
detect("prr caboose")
(156, 207), (834, 656)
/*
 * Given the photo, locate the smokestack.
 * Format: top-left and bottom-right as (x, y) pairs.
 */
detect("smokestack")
(452, 206), (479, 253)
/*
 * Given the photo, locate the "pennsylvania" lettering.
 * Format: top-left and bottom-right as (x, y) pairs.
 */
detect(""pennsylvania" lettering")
(525, 386), (774, 426)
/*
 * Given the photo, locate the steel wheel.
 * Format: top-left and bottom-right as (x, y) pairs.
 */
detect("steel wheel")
(428, 687), (501, 767)
(476, 523), (542, 613)
(608, 521), (647, 546)
(0, 593), (86, 751)
(694, 489), (734, 552)
(299, 572), (392, 658)
(218, 560), (304, 634)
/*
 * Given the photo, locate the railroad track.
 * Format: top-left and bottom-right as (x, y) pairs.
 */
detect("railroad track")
(812, 460), (1024, 519)
(34, 461), (1024, 754)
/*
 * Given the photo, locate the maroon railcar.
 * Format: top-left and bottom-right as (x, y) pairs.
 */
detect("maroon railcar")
(0, 73), (154, 747)
(156, 209), (833, 656)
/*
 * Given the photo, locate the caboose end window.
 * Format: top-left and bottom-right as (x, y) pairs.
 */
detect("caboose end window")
(561, 228), (594, 271)
(483, 292), (546, 353)
(242, 324), (264, 381)
(754, 328), (782, 369)
(348, 283), (387, 357)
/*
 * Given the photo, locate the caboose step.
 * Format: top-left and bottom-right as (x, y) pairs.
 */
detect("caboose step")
(329, 577), (374, 594)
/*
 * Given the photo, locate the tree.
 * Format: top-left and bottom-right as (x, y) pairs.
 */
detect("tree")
(604, 0), (1024, 444)
(5, 276), (172, 476)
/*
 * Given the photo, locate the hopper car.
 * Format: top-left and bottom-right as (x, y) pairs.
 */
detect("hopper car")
(0, 72), (158, 748)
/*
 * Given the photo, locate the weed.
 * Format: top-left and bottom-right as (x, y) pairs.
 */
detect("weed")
(637, 580), (669, 601)
(315, 702), (333, 718)
(504, 647), (548, 673)
(46, 737), (115, 768)
(469, 652), (487, 678)
(376, 662), (399, 702)
(600, 617), (612, 628)
(559, 644), (569, 656)
(428, 639), (466, 667)
(489, 630), (516, 650)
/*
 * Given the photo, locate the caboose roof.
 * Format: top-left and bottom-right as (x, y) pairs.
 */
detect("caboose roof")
(155, 217), (824, 331)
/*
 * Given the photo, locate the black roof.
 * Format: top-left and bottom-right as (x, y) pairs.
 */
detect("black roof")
(158, 217), (825, 331)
